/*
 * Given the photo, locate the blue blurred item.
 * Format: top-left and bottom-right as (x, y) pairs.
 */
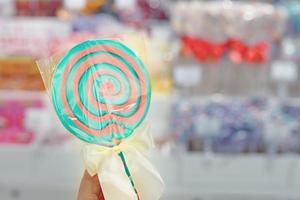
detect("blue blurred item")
(170, 97), (300, 154)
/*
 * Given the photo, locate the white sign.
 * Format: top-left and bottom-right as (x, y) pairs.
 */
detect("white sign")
(174, 64), (202, 87)
(271, 61), (298, 82)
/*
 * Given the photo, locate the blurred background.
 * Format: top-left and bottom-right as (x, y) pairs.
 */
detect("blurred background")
(1, 0), (300, 199)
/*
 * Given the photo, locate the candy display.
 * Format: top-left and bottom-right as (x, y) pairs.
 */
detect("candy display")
(171, 1), (286, 63)
(51, 39), (151, 145)
(271, 102), (300, 153)
(80, 0), (107, 15)
(0, 18), (70, 58)
(114, 0), (169, 27)
(170, 97), (300, 154)
(171, 1), (286, 43)
(3, 1), (300, 200)
(15, 0), (62, 16)
(277, 1), (300, 64)
(72, 14), (123, 34)
(0, 18), (70, 91)
(0, 95), (44, 145)
(181, 37), (269, 64)
(283, 1), (300, 35)
(0, 57), (44, 90)
(146, 24), (178, 94)
(137, 0), (169, 20)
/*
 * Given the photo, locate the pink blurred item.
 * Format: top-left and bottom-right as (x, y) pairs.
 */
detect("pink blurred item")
(0, 98), (44, 145)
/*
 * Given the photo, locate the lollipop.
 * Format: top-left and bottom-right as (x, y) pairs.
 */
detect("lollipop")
(51, 39), (151, 145)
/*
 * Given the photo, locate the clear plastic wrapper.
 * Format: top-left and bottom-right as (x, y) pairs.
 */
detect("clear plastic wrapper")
(37, 34), (151, 146)
(37, 35), (164, 200)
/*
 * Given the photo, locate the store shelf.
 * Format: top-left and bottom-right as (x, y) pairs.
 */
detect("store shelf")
(162, 153), (300, 199)
(0, 147), (300, 200)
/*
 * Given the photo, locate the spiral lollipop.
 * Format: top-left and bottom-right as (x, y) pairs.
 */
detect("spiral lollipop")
(51, 39), (151, 145)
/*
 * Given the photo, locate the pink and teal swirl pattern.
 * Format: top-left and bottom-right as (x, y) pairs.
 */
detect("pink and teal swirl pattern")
(51, 39), (151, 144)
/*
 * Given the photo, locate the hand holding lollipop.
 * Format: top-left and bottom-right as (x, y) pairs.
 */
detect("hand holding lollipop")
(39, 39), (164, 200)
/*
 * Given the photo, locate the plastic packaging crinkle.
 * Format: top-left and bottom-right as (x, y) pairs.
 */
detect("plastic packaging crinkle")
(37, 36), (164, 200)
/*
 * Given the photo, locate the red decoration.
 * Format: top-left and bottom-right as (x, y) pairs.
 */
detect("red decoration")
(181, 36), (269, 64)
(181, 36), (227, 63)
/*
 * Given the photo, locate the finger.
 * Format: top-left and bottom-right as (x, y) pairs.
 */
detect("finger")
(78, 171), (105, 200)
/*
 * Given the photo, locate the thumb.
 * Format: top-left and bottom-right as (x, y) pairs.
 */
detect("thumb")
(78, 171), (105, 200)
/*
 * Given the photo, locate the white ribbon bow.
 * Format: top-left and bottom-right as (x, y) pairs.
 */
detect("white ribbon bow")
(82, 126), (165, 200)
